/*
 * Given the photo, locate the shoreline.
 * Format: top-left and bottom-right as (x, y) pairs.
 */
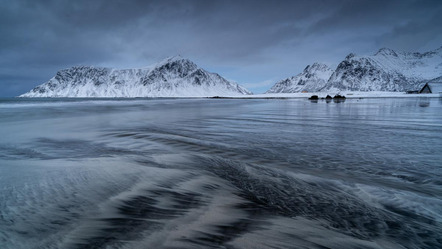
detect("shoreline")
(9, 91), (442, 99)
(218, 91), (440, 99)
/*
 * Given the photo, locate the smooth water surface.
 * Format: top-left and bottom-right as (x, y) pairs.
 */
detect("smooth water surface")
(1, 97), (441, 249)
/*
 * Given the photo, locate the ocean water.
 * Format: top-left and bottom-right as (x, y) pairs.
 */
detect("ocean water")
(0, 97), (441, 249)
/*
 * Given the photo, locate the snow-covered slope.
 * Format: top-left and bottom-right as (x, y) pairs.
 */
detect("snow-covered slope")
(266, 47), (442, 93)
(20, 56), (251, 97)
(323, 47), (442, 92)
(266, 63), (334, 93)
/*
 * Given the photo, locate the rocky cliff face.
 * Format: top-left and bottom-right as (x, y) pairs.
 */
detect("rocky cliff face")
(20, 56), (251, 97)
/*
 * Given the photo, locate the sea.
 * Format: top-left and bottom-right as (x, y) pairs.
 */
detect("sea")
(0, 97), (441, 249)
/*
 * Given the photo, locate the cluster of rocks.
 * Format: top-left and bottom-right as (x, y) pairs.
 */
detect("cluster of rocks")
(308, 94), (346, 100)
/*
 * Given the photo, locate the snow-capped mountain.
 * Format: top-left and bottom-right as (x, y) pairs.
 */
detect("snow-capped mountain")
(266, 63), (334, 93)
(265, 47), (442, 93)
(323, 47), (442, 92)
(20, 56), (251, 97)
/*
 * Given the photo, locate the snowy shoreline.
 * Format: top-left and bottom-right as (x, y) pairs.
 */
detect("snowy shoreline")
(14, 91), (441, 99)
(213, 91), (441, 99)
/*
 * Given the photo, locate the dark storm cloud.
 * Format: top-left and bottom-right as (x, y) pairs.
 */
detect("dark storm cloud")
(306, 0), (442, 49)
(1, 0), (441, 96)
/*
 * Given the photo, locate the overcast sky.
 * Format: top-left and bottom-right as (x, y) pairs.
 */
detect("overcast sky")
(1, 0), (441, 96)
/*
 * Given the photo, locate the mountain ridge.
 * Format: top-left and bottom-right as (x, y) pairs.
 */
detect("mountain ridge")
(266, 63), (334, 93)
(267, 46), (442, 93)
(323, 46), (442, 92)
(20, 57), (251, 97)
(20, 47), (442, 97)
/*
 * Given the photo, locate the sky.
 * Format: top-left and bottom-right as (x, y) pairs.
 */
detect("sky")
(1, 0), (441, 96)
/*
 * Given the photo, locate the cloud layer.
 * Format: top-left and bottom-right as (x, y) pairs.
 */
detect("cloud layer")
(1, 0), (441, 95)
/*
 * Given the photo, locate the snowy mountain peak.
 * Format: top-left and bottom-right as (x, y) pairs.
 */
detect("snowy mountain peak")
(420, 46), (442, 58)
(375, 48), (398, 57)
(345, 53), (356, 60)
(157, 55), (189, 65)
(20, 57), (251, 97)
(307, 62), (331, 72)
(165, 54), (183, 61)
(266, 46), (442, 94)
(324, 47), (442, 92)
(152, 56), (199, 79)
(266, 63), (333, 93)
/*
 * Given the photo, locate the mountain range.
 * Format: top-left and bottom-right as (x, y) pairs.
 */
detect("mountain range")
(266, 63), (334, 93)
(267, 47), (442, 93)
(20, 56), (251, 97)
(21, 47), (442, 97)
